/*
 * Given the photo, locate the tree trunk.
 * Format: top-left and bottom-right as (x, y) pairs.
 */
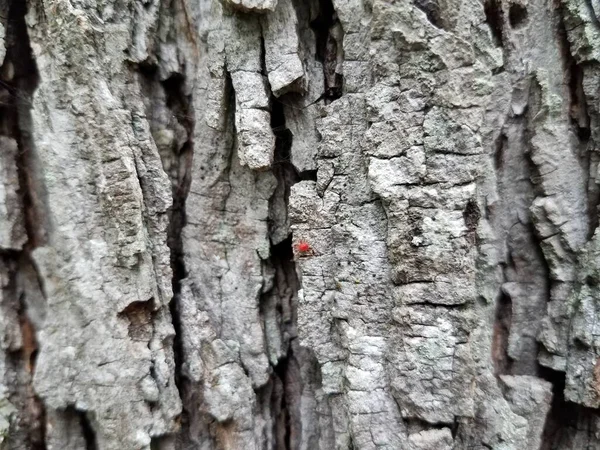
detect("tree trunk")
(0, 0), (599, 448)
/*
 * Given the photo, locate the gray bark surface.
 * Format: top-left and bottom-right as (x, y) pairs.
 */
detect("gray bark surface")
(0, 0), (599, 448)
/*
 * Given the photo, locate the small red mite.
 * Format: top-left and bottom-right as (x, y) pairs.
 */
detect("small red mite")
(295, 241), (311, 253)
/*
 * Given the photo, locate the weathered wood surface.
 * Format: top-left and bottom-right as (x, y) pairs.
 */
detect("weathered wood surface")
(1, 0), (600, 448)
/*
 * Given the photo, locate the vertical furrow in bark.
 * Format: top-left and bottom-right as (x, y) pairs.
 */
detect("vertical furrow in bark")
(0, 0), (48, 447)
(309, 0), (344, 101)
(78, 410), (98, 450)
(492, 291), (513, 375)
(137, 60), (195, 417)
(484, 0), (505, 49)
(491, 95), (551, 378)
(260, 89), (308, 449)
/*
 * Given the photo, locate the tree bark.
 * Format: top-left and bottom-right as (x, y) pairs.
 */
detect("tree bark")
(0, 0), (599, 448)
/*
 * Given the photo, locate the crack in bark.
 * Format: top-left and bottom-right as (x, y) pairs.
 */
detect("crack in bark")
(161, 71), (194, 402)
(0, 0), (47, 447)
(6, 0), (45, 249)
(136, 56), (195, 443)
(254, 85), (308, 449)
(309, 0), (344, 101)
(483, 0), (504, 48)
(412, 0), (445, 30)
(508, 3), (528, 29)
(259, 238), (303, 449)
(540, 368), (600, 450)
(492, 289), (513, 375)
(77, 409), (98, 450)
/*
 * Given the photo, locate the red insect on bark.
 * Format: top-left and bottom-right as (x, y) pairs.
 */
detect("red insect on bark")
(294, 240), (313, 255)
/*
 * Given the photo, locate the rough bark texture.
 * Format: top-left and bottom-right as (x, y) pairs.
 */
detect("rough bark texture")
(1, 0), (600, 448)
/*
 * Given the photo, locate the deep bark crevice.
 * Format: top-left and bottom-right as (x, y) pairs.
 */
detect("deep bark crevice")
(258, 86), (305, 449)
(136, 57), (195, 441)
(4, 0), (45, 249)
(557, 5), (592, 146)
(163, 73), (194, 439)
(484, 0), (504, 48)
(4, 258), (46, 450)
(558, 8), (592, 149)
(0, 0), (47, 447)
(78, 410), (98, 450)
(298, 169), (317, 181)
(493, 131), (508, 170)
(309, 0), (336, 64)
(309, 0), (343, 100)
(161, 72), (194, 392)
(271, 95), (299, 202)
(508, 3), (528, 28)
(259, 243), (303, 450)
(492, 289), (513, 375)
(413, 0), (445, 30)
(539, 368), (600, 450)
(403, 416), (455, 433)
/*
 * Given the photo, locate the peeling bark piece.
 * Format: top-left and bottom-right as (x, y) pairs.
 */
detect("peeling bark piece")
(261, 0), (305, 96)
(500, 375), (553, 450)
(230, 71), (270, 109)
(235, 107), (276, 170)
(223, 16), (276, 171)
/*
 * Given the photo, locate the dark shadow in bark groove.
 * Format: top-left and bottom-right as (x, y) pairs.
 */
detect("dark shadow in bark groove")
(508, 3), (528, 28)
(463, 199), (481, 246)
(78, 410), (98, 450)
(412, 0), (445, 30)
(271, 96), (299, 202)
(258, 89), (306, 449)
(161, 71), (194, 396)
(118, 299), (154, 341)
(136, 56), (196, 444)
(309, 0), (344, 100)
(539, 368), (600, 450)
(484, 0), (504, 48)
(5, 260), (46, 450)
(492, 290), (513, 375)
(163, 77), (195, 446)
(493, 132), (508, 170)
(262, 237), (303, 450)
(298, 169), (317, 181)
